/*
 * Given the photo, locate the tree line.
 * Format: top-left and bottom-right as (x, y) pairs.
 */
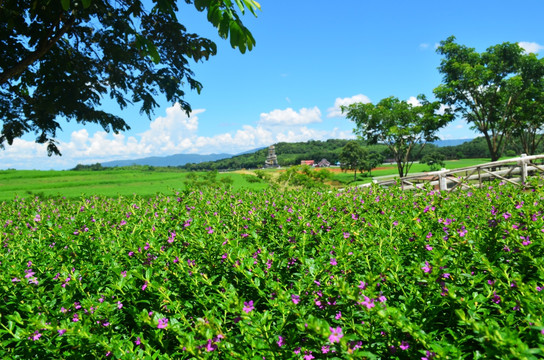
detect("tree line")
(179, 135), (542, 172)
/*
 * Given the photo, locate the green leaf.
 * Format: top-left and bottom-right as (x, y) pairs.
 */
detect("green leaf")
(81, 0), (91, 8)
(61, 0), (70, 10)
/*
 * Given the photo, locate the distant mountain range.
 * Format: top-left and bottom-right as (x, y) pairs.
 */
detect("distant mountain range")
(101, 153), (233, 168)
(98, 140), (471, 168)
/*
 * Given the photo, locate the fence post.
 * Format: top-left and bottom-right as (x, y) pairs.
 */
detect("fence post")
(439, 168), (447, 191)
(520, 153), (528, 184)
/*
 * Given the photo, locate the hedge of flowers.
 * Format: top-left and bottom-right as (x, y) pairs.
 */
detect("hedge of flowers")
(1, 180), (544, 359)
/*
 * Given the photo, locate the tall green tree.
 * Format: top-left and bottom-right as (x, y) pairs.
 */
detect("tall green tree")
(360, 150), (384, 176)
(342, 96), (452, 177)
(0, 0), (260, 155)
(434, 36), (544, 161)
(339, 140), (367, 181)
(511, 54), (544, 155)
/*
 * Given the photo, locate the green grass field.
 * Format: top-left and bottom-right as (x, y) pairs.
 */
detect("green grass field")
(0, 168), (268, 201)
(0, 158), (499, 201)
(329, 158), (499, 186)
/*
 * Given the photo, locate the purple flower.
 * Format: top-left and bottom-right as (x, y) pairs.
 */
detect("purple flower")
(422, 350), (437, 360)
(142, 281), (148, 291)
(243, 300), (254, 313)
(422, 261), (432, 273)
(303, 352), (315, 360)
(335, 311), (342, 319)
(277, 335), (285, 347)
(400, 341), (410, 350)
(157, 318), (168, 329)
(492, 292), (501, 304)
(360, 296), (375, 309)
(204, 339), (217, 352)
(329, 326), (343, 343)
(425, 244), (433, 251)
(322, 345), (330, 353)
(57, 329), (66, 336)
(330, 258), (337, 266)
(117, 301), (123, 309)
(28, 330), (41, 341)
(291, 294), (300, 305)
(358, 281), (367, 290)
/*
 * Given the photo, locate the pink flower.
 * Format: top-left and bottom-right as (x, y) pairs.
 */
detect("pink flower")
(243, 300), (254, 313)
(400, 341), (409, 350)
(335, 311), (342, 319)
(28, 330), (41, 341)
(330, 258), (337, 266)
(360, 296), (375, 309)
(117, 301), (123, 309)
(291, 294), (300, 304)
(422, 261), (432, 273)
(329, 326), (343, 343)
(157, 318), (168, 329)
(204, 339), (217, 352)
(277, 335), (285, 347)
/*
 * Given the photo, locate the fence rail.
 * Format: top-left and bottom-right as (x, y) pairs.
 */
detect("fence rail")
(360, 154), (544, 192)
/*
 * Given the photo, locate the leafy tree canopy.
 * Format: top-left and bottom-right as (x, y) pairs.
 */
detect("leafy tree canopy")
(339, 140), (367, 181)
(0, 0), (260, 155)
(434, 36), (544, 160)
(342, 96), (452, 177)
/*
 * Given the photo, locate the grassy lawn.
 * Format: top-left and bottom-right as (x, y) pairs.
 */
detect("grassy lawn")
(0, 158), (502, 201)
(328, 158), (504, 187)
(0, 169), (267, 201)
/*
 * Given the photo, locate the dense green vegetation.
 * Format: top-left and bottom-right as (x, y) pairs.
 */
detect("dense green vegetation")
(2, 178), (544, 359)
(179, 136), (543, 172)
(0, 157), (527, 201)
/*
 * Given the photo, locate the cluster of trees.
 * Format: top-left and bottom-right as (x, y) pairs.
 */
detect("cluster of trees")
(182, 139), (364, 171)
(343, 36), (544, 176)
(181, 134), (540, 173)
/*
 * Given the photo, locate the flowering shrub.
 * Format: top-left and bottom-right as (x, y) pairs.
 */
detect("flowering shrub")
(1, 182), (544, 359)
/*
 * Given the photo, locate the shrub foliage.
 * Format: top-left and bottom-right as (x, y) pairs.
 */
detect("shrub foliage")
(1, 181), (544, 359)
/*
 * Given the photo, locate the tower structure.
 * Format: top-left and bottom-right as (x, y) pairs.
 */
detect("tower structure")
(264, 145), (279, 168)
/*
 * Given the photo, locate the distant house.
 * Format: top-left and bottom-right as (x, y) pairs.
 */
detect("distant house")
(317, 158), (331, 167)
(301, 160), (315, 166)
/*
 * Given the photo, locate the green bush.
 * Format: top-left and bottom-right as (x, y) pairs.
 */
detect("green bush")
(2, 179), (544, 359)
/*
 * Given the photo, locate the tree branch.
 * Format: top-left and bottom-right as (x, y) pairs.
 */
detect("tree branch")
(0, 14), (76, 85)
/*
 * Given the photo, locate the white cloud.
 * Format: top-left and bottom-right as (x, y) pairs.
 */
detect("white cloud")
(407, 96), (422, 107)
(419, 43), (429, 50)
(258, 107), (322, 126)
(1, 102), (359, 170)
(518, 41), (544, 54)
(327, 94), (371, 118)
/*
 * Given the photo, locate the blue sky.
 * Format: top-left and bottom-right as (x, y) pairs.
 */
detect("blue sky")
(2, 0), (543, 170)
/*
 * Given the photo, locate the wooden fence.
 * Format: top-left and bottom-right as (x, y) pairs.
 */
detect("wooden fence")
(361, 154), (544, 192)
